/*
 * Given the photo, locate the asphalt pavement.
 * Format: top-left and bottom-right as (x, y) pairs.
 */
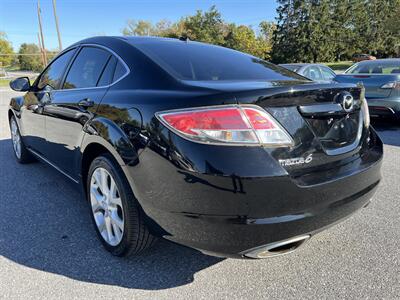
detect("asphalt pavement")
(0, 88), (399, 299)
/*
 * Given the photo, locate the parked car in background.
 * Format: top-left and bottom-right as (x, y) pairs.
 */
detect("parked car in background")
(279, 63), (336, 82)
(352, 54), (377, 62)
(335, 59), (400, 119)
(8, 37), (382, 259)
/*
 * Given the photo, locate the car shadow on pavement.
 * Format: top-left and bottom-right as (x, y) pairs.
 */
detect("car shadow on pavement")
(0, 138), (223, 290)
(372, 119), (400, 147)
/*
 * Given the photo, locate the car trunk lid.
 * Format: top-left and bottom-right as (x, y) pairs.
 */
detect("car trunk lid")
(231, 81), (367, 176)
(180, 80), (367, 177)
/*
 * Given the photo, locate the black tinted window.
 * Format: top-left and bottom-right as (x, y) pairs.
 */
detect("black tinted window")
(135, 41), (305, 81)
(63, 47), (110, 89)
(37, 49), (75, 90)
(97, 56), (117, 86)
(113, 61), (126, 82)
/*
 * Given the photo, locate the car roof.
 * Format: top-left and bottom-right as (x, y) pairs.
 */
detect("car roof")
(119, 36), (189, 44)
(280, 63), (327, 67)
(357, 58), (400, 64)
(70, 35), (253, 60)
(67, 36), (190, 50)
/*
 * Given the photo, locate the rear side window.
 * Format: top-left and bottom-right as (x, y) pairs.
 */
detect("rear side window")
(63, 47), (110, 89)
(97, 56), (117, 86)
(135, 41), (305, 81)
(113, 61), (126, 82)
(37, 48), (75, 90)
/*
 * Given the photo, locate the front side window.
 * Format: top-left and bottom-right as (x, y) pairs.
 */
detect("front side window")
(37, 49), (76, 90)
(63, 47), (110, 89)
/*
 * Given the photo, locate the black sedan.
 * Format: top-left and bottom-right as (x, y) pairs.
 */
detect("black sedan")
(8, 37), (382, 258)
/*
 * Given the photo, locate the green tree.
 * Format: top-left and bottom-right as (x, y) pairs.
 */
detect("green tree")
(305, 0), (334, 62)
(329, 0), (355, 61)
(225, 24), (271, 59)
(385, 5), (400, 56)
(121, 6), (273, 60)
(180, 5), (225, 45)
(271, 0), (302, 62)
(122, 18), (184, 38)
(122, 19), (154, 36)
(259, 21), (276, 45)
(18, 43), (43, 72)
(272, 0), (400, 63)
(366, 0), (400, 57)
(272, 0), (337, 63)
(385, 5), (400, 36)
(0, 32), (14, 67)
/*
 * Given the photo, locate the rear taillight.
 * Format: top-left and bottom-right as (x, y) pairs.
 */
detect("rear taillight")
(156, 105), (294, 147)
(380, 81), (400, 89)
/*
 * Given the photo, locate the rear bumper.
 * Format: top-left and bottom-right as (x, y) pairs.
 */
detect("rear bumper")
(367, 97), (400, 117)
(125, 128), (383, 258)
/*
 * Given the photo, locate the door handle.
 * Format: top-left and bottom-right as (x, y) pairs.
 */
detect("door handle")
(78, 98), (94, 108)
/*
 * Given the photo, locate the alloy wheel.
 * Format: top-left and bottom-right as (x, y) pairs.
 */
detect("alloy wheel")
(90, 167), (124, 246)
(10, 118), (21, 159)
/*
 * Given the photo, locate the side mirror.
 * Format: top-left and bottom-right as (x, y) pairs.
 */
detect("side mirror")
(9, 77), (31, 92)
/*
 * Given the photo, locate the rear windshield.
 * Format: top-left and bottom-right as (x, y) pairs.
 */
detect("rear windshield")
(135, 41), (306, 81)
(346, 61), (400, 74)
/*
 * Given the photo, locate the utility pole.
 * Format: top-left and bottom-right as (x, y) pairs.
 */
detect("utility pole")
(37, 32), (46, 66)
(52, 0), (62, 51)
(37, 0), (47, 65)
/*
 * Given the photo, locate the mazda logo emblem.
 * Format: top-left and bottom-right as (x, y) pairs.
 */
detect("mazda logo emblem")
(339, 93), (354, 113)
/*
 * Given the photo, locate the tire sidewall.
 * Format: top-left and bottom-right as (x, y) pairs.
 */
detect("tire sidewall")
(86, 155), (136, 256)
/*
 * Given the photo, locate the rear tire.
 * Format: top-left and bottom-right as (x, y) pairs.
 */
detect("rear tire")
(9, 115), (35, 164)
(87, 154), (157, 256)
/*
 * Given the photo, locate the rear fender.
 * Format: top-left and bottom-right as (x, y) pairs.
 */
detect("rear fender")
(79, 113), (161, 234)
(81, 115), (146, 167)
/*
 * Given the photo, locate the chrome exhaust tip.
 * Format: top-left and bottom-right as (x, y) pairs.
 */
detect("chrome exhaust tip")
(243, 235), (311, 259)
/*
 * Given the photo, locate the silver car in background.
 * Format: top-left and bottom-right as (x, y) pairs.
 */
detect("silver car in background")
(279, 63), (336, 82)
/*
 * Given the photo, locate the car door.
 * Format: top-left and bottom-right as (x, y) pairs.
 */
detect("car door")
(20, 48), (77, 155)
(43, 46), (118, 178)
